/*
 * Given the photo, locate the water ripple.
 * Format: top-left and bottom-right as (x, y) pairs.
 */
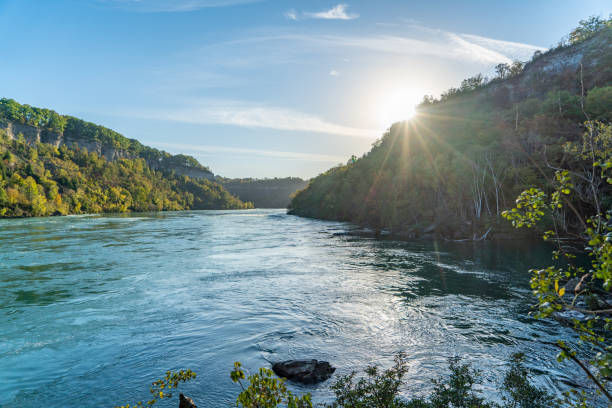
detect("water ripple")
(0, 209), (586, 407)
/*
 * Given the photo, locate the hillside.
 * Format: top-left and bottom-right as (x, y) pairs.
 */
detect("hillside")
(289, 21), (612, 239)
(0, 102), (252, 217)
(218, 177), (308, 208)
(0, 99), (215, 180)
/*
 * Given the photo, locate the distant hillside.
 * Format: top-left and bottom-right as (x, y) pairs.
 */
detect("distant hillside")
(289, 20), (612, 239)
(218, 177), (308, 208)
(0, 99), (214, 180)
(0, 101), (252, 217)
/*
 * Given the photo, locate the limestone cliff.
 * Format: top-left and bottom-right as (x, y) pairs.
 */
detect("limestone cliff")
(0, 120), (214, 181)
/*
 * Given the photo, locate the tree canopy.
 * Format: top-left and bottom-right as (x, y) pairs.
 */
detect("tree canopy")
(0, 131), (251, 217)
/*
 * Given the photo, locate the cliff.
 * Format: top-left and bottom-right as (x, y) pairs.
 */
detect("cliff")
(482, 26), (612, 107)
(0, 120), (252, 217)
(0, 115), (214, 181)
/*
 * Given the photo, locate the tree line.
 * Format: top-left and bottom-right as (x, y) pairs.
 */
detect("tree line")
(0, 131), (251, 217)
(289, 20), (612, 240)
(420, 15), (612, 106)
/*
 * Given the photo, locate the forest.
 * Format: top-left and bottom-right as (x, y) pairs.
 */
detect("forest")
(0, 131), (251, 217)
(0, 98), (213, 176)
(289, 17), (612, 240)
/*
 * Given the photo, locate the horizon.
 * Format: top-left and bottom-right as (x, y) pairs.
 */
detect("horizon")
(0, 0), (610, 178)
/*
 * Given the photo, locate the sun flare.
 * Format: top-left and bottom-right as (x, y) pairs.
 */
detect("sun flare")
(377, 87), (421, 129)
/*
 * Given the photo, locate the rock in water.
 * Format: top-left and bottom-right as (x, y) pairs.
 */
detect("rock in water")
(272, 360), (335, 384)
(179, 393), (197, 408)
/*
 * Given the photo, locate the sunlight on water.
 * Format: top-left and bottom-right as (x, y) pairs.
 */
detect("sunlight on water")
(0, 210), (583, 407)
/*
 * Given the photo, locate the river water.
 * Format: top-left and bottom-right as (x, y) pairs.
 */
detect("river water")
(0, 209), (586, 407)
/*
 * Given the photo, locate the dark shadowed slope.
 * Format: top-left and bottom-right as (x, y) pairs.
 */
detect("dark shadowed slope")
(289, 24), (612, 239)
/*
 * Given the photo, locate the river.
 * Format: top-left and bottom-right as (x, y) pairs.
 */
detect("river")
(0, 209), (585, 407)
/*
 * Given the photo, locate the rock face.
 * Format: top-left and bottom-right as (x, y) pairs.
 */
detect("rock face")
(272, 360), (335, 384)
(179, 393), (197, 408)
(0, 120), (215, 181)
(484, 28), (612, 104)
(0, 120), (53, 145)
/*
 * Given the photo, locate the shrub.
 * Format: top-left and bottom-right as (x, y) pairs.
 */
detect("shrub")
(115, 370), (196, 408)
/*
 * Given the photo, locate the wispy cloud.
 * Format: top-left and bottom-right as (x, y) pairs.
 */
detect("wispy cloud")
(200, 27), (544, 69)
(151, 142), (346, 163)
(285, 3), (359, 21)
(97, 0), (261, 12)
(303, 33), (543, 65)
(130, 24), (544, 140)
(284, 9), (298, 21)
(237, 29), (543, 65)
(456, 33), (545, 62)
(127, 100), (377, 138)
(305, 4), (359, 20)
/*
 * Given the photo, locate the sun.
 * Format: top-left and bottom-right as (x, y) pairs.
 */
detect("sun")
(377, 87), (420, 130)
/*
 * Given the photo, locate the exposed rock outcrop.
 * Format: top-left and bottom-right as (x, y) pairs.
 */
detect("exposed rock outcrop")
(484, 28), (612, 105)
(0, 120), (215, 180)
(179, 393), (197, 408)
(272, 360), (335, 384)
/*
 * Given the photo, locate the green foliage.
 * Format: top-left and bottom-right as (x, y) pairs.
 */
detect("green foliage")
(503, 122), (612, 406)
(0, 135), (251, 217)
(290, 42), (611, 239)
(586, 86), (612, 122)
(327, 353), (411, 408)
(230, 362), (313, 408)
(502, 188), (548, 228)
(428, 358), (493, 408)
(501, 354), (560, 408)
(0, 98), (67, 132)
(494, 62), (525, 80)
(0, 98), (250, 216)
(306, 354), (553, 408)
(568, 15), (612, 45)
(542, 90), (583, 120)
(115, 369), (196, 408)
(0, 97), (212, 176)
(120, 355), (557, 408)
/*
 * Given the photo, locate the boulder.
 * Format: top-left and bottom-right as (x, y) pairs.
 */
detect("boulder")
(179, 393), (197, 408)
(272, 359), (335, 384)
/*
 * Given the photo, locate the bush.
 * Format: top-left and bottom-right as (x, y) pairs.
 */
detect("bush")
(115, 370), (196, 408)
(586, 86), (612, 122)
(230, 362), (313, 408)
(221, 353), (557, 408)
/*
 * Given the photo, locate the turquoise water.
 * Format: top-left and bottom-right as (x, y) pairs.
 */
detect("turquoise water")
(0, 209), (584, 407)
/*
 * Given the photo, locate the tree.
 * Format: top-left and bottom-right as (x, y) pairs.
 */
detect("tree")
(502, 121), (612, 407)
(115, 370), (196, 408)
(230, 362), (312, 408)
(495, 63), (510, 79)
(460, 74), (486, 92)
(509, 61), (524, 77)
(586, 86), (612, 122)
(569, 15), (612, 44)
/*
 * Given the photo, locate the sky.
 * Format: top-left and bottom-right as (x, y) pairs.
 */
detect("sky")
(0, 1), (610, 178)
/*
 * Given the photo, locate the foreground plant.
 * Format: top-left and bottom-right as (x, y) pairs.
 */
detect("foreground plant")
(502, 121), (612, 406)
(230, 362), (313, 408)
(227, 353), (555, 408)
(327, 353), (556, 408)
(327, 353), (410, 408)
(115, 369), (197, 408)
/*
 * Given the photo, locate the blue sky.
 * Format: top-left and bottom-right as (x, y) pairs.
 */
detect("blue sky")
(0, 0), (610, 178)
